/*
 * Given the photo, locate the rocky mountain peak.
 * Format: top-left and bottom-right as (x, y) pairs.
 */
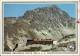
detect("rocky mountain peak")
(4, 5), (75, 51)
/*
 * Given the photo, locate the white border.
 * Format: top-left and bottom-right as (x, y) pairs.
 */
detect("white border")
(0, 0), (80, 56)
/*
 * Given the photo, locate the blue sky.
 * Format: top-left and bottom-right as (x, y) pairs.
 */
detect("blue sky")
(4, 3), (76, 18)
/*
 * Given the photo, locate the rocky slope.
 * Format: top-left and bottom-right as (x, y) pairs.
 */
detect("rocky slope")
(4, 5), (76, 51)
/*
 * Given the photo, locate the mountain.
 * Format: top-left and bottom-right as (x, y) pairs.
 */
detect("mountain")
(4, 5), (75, 51)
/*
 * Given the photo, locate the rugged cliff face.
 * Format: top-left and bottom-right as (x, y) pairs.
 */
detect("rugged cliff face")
(4, 5), (76, 51)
